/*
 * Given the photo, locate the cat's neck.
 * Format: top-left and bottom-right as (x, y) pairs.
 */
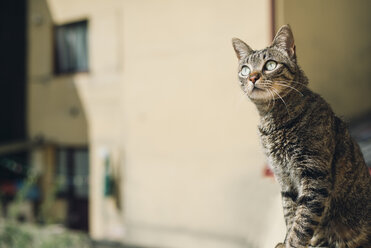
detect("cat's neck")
(255, 86), (312, 131)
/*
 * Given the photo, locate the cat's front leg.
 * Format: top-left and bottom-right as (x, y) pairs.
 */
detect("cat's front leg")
(280, 190), (298, 239)
(285, 167), (331, 248)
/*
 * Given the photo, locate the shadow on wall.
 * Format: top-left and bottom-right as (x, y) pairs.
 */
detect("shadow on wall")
(275, 0), (371, 119)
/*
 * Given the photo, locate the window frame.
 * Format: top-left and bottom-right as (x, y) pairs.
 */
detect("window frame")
(53, 20), (89, 75)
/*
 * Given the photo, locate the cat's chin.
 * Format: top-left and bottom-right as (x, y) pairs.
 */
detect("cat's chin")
(247, 88), (272, 102)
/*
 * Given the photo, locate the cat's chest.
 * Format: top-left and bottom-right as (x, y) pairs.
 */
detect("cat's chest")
(260, 130), (291, 160)
(259, 129), (297, 181)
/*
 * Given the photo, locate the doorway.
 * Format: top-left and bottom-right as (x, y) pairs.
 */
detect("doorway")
(56, 147), (89, 231)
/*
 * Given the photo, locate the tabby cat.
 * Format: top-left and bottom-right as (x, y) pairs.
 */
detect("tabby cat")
(232, 25), (371, 248)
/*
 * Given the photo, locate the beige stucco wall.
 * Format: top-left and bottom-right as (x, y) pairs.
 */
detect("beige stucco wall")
(121, 1), (285, 247)
(275, 0), (371, 119)
(27, 0), (88, 145)
(30, 0), (287, 247)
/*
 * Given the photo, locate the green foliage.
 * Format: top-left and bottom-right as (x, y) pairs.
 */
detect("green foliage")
(0, 221), (91, 248)
(0, 223), (33, 248)
(0, 156), (92, 248)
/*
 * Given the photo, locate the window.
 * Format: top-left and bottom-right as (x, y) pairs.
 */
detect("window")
(56, 148), (89, 198)
(54, 20), (88, 74)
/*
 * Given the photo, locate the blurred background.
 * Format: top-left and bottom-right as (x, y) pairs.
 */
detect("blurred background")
(0, 0), (370, 247)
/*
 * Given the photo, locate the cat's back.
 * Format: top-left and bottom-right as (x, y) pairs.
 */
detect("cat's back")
(261, 89), (371, 242)
(330, 114), (371, 223)
(329, 117), (371, 244)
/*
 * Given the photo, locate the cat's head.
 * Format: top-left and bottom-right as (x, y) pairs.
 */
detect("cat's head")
(232, 24), (303, 102)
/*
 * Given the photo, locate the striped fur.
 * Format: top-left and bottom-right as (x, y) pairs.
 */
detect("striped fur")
(232, 25), (371, 248)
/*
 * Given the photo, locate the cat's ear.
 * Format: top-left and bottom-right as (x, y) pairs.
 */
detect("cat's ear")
(272, 24), (296, 59)
(232, 38), (253, 60)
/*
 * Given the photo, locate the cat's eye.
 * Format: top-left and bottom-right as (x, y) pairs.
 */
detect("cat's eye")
(265, 60), (277, 71)
(239, 66), (250, 77)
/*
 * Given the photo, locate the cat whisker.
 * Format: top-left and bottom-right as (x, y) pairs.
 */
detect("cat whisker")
(254, 83), (275, 109)
(270, 87), (291, 117)
(265, 79), (308, 88)
(263, 79), (304, 97)
(257, 82), (274, 89)
(274, 80), (309, 88)
(264, 79), (303, 89)
(267, 88), (275, 110)
(237, 89), (248, 106)
(272, 82), (304, 96)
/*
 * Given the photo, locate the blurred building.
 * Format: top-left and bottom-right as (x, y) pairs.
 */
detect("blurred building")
(28, 0), (281, 247)
(0, 0), (370, 248)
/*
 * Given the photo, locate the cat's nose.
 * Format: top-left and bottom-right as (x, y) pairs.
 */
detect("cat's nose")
(249, 73), (261, 84)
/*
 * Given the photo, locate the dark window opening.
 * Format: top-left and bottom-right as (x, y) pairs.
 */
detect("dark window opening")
(56, 147), (89, 231)
(54, 20), (88, 74)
